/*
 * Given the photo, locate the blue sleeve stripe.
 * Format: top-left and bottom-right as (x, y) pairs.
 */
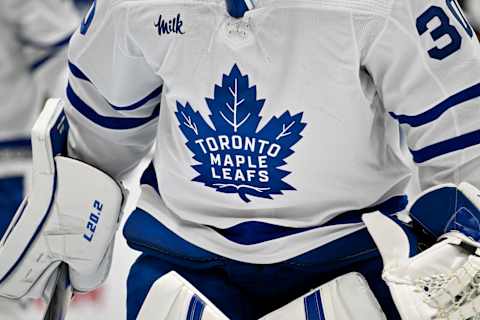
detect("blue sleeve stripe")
(28, 34), (74, 72)
(0, 138), (31, 151)
(30, 52), (57, 72)
(109, 86), (163, 111)
(21, 33), (73, 50)
(68, 61), (162, 111)
(411, 128), (480, 163)
(390, 82), (480, 127)
(66, 82), (160, 130)
(68, 61), (90, 81)
(304, 290), (325, 320)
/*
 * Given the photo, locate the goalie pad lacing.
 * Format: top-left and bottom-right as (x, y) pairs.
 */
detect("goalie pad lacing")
(415, 255), (480, 319)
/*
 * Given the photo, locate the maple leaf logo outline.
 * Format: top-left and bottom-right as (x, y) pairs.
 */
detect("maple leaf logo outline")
(175, 64), (306, 202)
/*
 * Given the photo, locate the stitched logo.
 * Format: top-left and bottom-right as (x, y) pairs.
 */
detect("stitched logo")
(175, 65), (306, 202)
(155, 13), (185, 36)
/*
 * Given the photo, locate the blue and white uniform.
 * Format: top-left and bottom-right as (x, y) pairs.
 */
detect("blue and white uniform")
(0, 1), (79, 318)
(63, 0), (480, 318)
(0, 0), (79, 221)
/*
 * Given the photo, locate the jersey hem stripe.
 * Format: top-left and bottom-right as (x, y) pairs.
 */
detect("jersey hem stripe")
(138, 165), (408, 245)
(390, 82), (480, 127)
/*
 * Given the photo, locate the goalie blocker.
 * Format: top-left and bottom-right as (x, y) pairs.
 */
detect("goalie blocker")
(0, 99), (123, 299)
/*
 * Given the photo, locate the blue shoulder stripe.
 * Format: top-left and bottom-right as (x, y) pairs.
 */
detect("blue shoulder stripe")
(68, 62), (162, 111)
(390, 83), (480, 127)
(186, 295), (205, 320)
(304, 290), (325, 320)
(411, 128), (480, 163)
(66, 83), (160, 130)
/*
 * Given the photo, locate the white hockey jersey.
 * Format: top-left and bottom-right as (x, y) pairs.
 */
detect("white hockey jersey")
(0, 0), (79, 151)
(65, 0), (480, 263)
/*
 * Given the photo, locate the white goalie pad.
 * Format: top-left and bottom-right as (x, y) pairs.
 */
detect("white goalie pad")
(138, 271), (229, 320)
(0, 99), (123, 299)
(363, 205), (480, 320)
(260, 272), (386, 320)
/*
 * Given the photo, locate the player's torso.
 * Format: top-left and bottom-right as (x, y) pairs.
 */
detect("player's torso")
(129, 0), (411, 227)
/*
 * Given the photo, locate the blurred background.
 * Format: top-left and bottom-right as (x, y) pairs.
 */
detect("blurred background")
(0, 0), (140, 319)
(0, 0), (478, 319)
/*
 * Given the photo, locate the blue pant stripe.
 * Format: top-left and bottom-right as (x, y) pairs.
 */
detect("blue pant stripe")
(390, 82), (480, 127)
(304, 290), (325, 320)
(186, 295), (205, 320)
(410, 128), (480, 163)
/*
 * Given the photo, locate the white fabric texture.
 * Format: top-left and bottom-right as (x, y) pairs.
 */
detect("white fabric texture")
(64, 0), (480, 263)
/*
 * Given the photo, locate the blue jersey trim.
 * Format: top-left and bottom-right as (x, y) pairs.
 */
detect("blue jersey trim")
(66, 83), (160, 130)
(21, 33), (73, 51)
(410, 128), (480, 163)
(109, 86), (162, 111)
(68, 62), (163, 111)
(186, 295), (205, 320)
(211, 195), (407, 245)
(80, 0), (97, 35)
(140, 162), (159, 193)
(304, 290), (325, 320)
(30, 51), (62, 72)
(68, 62), (90, 81)
(27, 34), (73, 72)
(226, 0), (250, 18)
(0, 138), (31, 151)
(390, 82), (480, 127)
(138, 165), (408, 245)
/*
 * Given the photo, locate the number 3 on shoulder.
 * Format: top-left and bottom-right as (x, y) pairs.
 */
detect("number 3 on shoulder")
(416, 0), (474, 61)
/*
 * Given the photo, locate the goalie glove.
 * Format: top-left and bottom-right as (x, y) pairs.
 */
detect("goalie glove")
(0, 99), (124, 299)
(363, 183), (480, 320)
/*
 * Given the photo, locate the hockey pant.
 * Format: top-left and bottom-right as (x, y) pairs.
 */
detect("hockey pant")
(124, 208), (411, 320)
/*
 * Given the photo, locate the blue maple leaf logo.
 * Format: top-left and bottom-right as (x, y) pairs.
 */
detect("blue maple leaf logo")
(175, 65), (306, 202)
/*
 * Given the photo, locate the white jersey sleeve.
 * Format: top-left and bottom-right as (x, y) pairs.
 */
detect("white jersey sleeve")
(363, 0), (480, 189)
(65, 0), (162, 178)
(2, 0), (78, 46)
(2, 0), (80, 93)
(0, 0), (79, 142)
